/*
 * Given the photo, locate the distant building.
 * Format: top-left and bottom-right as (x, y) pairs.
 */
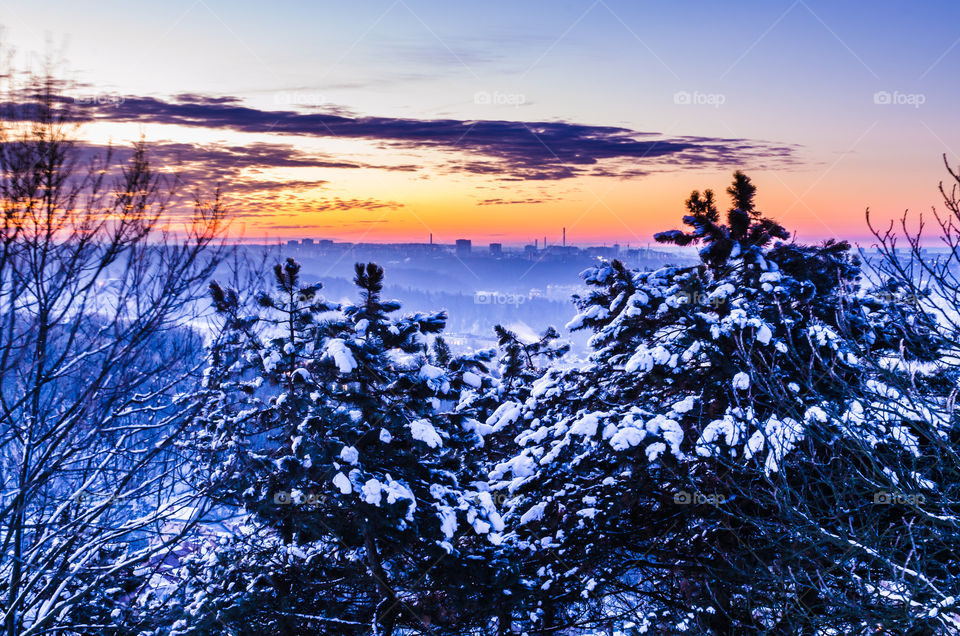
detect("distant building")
(489, 242), (502, 256)
(455, 239), (472, 256)
(524, 244), (537, 256)
(586, 246), (618, 259)
(546, 245), (579, 257)
(287, 240), (299, 247)
(301, 238), (314, 246)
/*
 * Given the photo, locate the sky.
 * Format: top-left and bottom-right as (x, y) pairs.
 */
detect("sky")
(2, 0), (959, 245)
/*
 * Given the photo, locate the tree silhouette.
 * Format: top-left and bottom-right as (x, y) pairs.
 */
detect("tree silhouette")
(655, 170), (790, 272)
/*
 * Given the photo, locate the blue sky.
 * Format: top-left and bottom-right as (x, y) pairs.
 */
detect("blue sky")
(3, 0), (959, 243)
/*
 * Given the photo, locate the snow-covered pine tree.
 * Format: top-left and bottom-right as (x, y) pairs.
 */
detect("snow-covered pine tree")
(495, 325), (570, 395)
(182, 260), (506, 634)
(488, 171), (955, 633)
(483, 325), (571, 457)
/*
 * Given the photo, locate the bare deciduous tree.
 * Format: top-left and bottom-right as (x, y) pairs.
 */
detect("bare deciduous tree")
(0, 64), (226, 635)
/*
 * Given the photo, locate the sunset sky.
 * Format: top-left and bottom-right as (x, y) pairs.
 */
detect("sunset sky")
(4, 0), (959, 245)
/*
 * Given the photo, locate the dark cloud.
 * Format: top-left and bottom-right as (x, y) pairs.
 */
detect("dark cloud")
(228, 179), (328, 193)
(304, 197), (403, 212)
(66, 140), (417, 210)
(145, 141), (416, 172)
(477, 197), (548, 206)
(257, 219), (388, 230)
(52, 94), (798, 181)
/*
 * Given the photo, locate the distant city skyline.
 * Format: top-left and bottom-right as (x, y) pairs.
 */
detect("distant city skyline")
(262, 234), (676, 254)
(4, 1), (960, 243)
(280, 234), (656, 250)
